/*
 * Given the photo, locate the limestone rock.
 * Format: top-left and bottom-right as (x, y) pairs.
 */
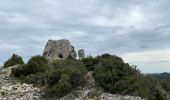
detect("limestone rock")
(0, 65), (42, 100)
(43, 39), (77, 60)
(78, 49), (85, 59)
(101, 93), (144, 100)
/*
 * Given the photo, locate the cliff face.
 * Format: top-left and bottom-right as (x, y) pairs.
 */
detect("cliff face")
(43, 39), (77, 60)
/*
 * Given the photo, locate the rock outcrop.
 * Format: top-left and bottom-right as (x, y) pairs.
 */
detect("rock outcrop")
(0, 65), (42, 100)
(43, 39), (77, 60)
(78, 49), (85, 59)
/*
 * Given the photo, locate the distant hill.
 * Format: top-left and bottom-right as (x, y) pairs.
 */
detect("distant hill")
(149, 72), (170, 83)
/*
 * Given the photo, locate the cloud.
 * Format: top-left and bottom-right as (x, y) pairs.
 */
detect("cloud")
(121, 48), (170, 64)
(0, 43), (22, 49)
(0, 0), (170, 73)
(120, 48), (170, 73)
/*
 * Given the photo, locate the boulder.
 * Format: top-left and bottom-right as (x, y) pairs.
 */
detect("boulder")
(78, 49), (85, 59)
(43, 39), (77, 60)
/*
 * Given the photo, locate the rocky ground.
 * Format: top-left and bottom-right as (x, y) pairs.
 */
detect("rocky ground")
(0, 66), (144, 100)
(0, 65), (42, 100)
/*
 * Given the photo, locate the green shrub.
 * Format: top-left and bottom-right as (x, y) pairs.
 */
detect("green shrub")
(52, 59), (87, 87)
(159, 80), (170, 93)
(26, 55), (48, 74)
(93, 53), (165, 100)
(82, 56), (99, 71)
(22, 73), (48, 86)
(11, 56), (87, 98)
(46, 74), (71, 98)
(43, 59), (87, 98)
(4, 54), (24, 68)
(45, 69), (62, 85)
(12, 64), (26, 77)
(12, 55), (48, 77)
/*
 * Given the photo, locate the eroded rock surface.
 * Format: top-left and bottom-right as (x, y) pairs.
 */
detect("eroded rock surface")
(43, 39), (77, 60)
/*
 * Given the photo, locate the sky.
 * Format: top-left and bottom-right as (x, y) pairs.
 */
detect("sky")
(0, 0), (170, 73)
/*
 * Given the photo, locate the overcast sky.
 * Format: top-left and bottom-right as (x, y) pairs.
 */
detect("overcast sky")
(0, 0), (170, 73)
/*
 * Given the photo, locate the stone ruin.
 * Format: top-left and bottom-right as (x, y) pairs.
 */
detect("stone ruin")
(78, 49), (85, 60)
(43, 39), (85, 60)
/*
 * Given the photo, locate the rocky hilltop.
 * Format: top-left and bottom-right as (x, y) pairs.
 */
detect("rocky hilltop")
(0, 65), (144, 100)
(1, 39), (168, 100)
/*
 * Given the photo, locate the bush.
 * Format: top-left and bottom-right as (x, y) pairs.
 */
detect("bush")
(82, 56), (99, 71)
(12, 65), (26, 77)
(11, 55), (87, 98)
(46, 74), (71, 98)
(21, 73), (48, 86)
(44, 59), (87, 98)
(45, 68), (62, 85)
(4, 54), (24, 68)
(12, 55), (48, 77)
(52, 59), (87, 87)
(93, 53), (165, 100)
(159, 80), (170, 93)
(26, 55), (48, 74)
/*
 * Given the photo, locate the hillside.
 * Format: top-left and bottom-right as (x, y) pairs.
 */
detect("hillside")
(149, 73), (170, 83)
(0, 39), (170, 100)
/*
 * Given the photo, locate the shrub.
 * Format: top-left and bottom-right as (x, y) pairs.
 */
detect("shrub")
(12, 55), (48, 77)
(22, 73), (48, 86)
(26, 55), (48, 74)
(46, 74), (71, 98)
(12, 57), (87, 98)
(12, 64), (26, 77)
(4, 54), (24, 68)
(159, 80), (170, 93)
(45, 69), (62, 85)
(43, 59), (87, 98)
(93, 53), (165, 100)
(82, 56), (99, 71)
(52, 59), (87, 87)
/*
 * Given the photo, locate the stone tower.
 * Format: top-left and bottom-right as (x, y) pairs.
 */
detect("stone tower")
(43, 39), (77, 60)
(78, 49), (85, 60)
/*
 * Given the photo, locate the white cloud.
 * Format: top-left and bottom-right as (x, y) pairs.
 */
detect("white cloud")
(121, 48), (170, 73)
(121, 48), (170, 63)
(0, 43), (22, 49)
